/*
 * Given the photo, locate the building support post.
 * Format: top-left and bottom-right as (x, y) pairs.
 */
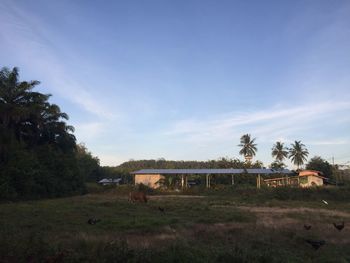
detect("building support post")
(259, 174), (261, 189)
(206, 174), (210, 188)
(231, 174), (234, 185)
(181, 174), (184, 189)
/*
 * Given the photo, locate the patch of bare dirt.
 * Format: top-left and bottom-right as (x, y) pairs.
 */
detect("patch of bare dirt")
(125, 223), (249, 248)
(238, 206), (350, 218)
(126, 232), (178, 249)
(149, 195), (205, 200)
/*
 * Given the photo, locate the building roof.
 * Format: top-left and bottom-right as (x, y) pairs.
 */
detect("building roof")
(299, 170), (326, 179)
(299, 174), (326, 179)
(299, 170), (322, 175)
(98, 178), (122, 183)
(131, 168), (293, 175)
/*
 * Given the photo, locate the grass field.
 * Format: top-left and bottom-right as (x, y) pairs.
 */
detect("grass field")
(1, 186), (350, 262)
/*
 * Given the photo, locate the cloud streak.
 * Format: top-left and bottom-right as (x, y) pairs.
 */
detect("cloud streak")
(0, 0), (116, 120)
(164, 101), (350, 145)
(308, 139), (350, 146)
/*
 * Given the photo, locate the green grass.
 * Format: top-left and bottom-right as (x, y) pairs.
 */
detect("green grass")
(1, 186), (350, 262)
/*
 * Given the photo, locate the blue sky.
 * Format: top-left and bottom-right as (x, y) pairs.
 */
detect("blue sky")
(1, 0), (350, 167)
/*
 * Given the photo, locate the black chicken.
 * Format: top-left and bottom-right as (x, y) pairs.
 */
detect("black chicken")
(88, 218), (101, 225)
(305, 239), (326, 250)
(158, 206), (165, 213)
(333, 222), (345, 231)
(304, 224), (312, 230)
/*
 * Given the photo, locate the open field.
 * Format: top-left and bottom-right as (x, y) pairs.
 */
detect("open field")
(1, 187), (350, 262)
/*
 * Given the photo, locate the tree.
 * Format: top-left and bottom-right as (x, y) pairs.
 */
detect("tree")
(0, 67), (44, 161)
(288, 141), (309, 170)
(0, 67), (76, 157)
(0, 67), (86, 199)
(76, 143), (101, 182)
(270, 160), (286, 170)
(306, 156), (332, 178)
(271, 142), (288, 162)
(238, 134), (257, 162)
(271, 141), (288, 169)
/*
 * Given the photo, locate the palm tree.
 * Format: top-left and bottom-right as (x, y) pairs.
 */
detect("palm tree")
(238, 134), (257, 162)
(0, 67), (75, 156)
(271, 141), (288, 162)
(288, 140), (309, 170)
(0, 67), (42, 133)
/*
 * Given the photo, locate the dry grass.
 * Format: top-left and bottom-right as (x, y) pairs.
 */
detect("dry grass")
(1, 190), (350, 262)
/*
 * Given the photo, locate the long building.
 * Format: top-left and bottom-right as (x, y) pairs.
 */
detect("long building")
(130, 168), (293, 189)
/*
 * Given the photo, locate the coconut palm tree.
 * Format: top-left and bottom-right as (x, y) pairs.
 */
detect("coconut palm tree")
(289, 140), (309, 170)
(238, 134), (257, 162)
(271, 141), (288, 162)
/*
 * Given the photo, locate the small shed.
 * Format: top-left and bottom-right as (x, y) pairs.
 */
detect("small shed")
(134, 173), (164, 188)
(263, 170), (325, 188)
(98, 178), (122, 186)
(298, 170), (325, 187)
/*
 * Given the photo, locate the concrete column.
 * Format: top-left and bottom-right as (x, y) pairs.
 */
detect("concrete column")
(257, 174), (261, 189)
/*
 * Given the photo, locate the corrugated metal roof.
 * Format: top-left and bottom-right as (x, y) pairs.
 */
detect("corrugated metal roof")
(131, 169), (293, 175)
(98, 178), (122, 183)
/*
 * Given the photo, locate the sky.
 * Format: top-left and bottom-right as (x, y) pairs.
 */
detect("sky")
(1, 0), (350, 168)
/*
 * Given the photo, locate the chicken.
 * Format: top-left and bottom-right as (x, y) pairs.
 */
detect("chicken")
(333, 222), (345, 231)
(303, 224), (311, 230)
(305, 239), (325, 250)
(87, 218), (101, 225)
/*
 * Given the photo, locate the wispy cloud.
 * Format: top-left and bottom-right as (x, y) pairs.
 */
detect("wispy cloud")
(308, 139), (350, 146)
(0, 0), (116, 120)
(73, 122), (106, 141)
(164, 101), (350, 145)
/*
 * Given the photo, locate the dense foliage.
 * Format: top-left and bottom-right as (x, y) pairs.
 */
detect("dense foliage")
(117, 157), (263, 171)
(0, 67), (88, 199)
(306, 156), (333, 178)
(76, 143), (101, 182)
